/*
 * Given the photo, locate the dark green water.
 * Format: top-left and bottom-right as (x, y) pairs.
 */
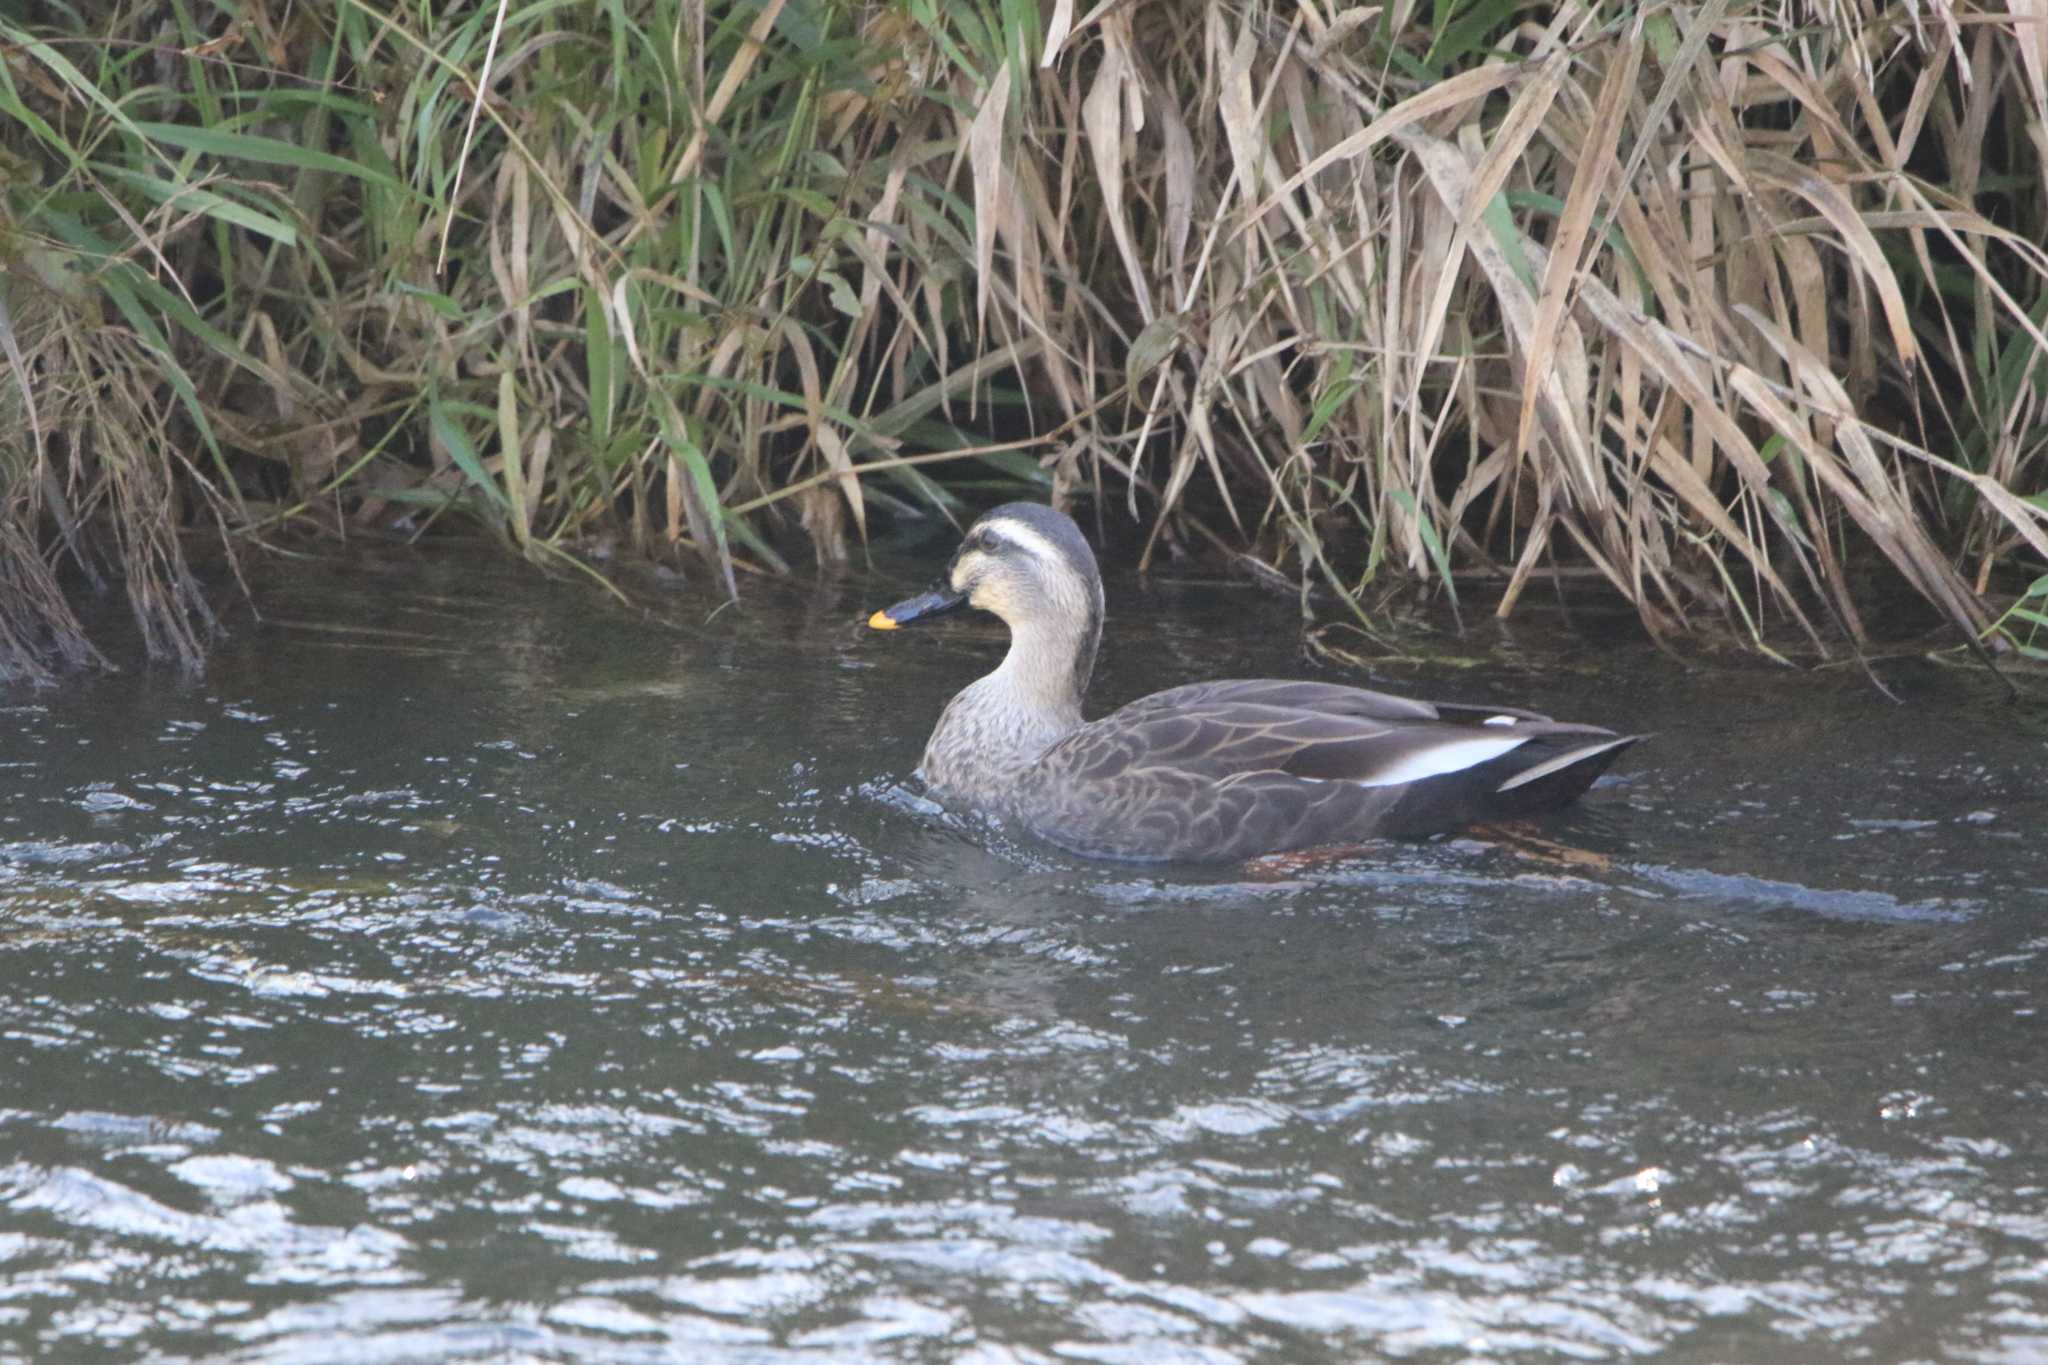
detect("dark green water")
(2, 540), (2043, 1362)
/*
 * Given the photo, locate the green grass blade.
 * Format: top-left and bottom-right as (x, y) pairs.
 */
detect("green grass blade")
(97, 166), (298, 246)
(132, 121), (410, 192)
(429, 392), (514, 518)
(1390, 488), (1459, 603)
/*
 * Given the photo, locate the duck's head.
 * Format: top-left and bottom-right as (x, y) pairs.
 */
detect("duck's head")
(869, 504), (1104, 686)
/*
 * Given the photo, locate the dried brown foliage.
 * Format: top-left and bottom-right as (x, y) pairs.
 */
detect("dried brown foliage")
(3, 0), (2046, 677)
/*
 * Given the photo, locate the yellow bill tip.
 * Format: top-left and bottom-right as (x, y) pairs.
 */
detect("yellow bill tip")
(867, 610), (898, 630)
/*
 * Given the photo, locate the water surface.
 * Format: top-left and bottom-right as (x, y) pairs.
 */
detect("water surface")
(2, 540), (2044, 1361)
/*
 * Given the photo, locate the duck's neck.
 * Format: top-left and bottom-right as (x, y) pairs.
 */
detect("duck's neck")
(988, 613), (1096, 728)
(918, 610), (1101, 809)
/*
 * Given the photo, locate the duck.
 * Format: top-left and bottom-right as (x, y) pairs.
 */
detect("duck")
(868, 502), (1641, 861)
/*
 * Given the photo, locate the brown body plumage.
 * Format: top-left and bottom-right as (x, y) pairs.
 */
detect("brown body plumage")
(871, 503), (1641, 862)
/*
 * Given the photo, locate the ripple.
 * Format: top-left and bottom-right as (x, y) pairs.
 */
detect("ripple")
(1, 564), (2043, 1360)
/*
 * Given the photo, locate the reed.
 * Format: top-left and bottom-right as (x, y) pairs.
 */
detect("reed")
(3, 0), (2045, 679)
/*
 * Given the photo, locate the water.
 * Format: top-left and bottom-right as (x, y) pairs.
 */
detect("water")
(1, 541), (2044, 1362)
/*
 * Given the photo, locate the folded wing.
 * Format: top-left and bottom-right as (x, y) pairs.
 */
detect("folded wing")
(1018, 681), (1641, 860)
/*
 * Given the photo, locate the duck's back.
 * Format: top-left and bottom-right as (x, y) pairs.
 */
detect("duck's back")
(1013, 679), (1637, 861)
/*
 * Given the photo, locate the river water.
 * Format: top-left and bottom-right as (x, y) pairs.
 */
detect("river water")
(1, 534), (2043, 1362)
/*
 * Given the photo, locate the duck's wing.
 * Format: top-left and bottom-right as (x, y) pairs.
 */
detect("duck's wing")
(1112, 678), (1555, 727)
(1021, 692), (1641, 861)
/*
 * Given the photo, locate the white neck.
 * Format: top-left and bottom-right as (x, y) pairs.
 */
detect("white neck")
(989, 616), (1090, 727)
(916, 613), (1095, 809)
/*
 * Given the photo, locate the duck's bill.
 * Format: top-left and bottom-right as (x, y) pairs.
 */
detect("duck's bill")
(868, 587), (967, 630)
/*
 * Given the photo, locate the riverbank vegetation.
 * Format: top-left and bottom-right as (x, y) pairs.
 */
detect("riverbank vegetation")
(3, 0), (2046, 681)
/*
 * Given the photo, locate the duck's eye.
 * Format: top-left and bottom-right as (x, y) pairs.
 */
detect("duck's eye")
(971, 531), (1003, 555)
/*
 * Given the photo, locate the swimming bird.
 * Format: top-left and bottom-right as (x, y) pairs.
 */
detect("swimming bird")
(869, 503), (1640, 861)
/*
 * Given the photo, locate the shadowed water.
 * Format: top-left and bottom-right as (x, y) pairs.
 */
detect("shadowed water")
(1, 541), (2044, 1362)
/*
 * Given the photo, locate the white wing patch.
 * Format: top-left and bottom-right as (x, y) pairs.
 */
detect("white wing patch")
(1353, 735), (1529, 787)
(1494, 736), (1635, 792)
(1483, 715), (1518, 727)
